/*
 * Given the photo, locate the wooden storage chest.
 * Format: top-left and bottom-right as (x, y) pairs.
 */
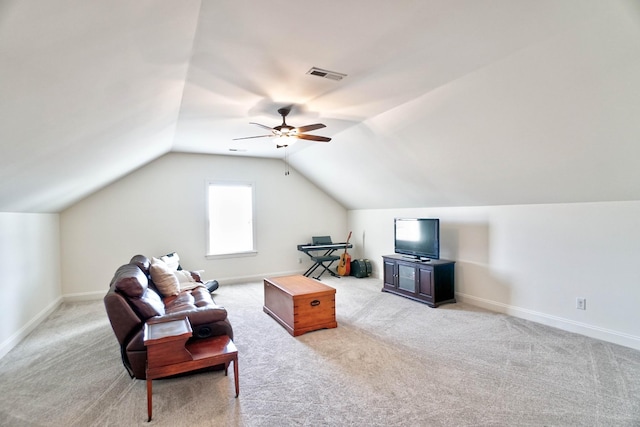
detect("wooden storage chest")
(263, 275), (337, 336)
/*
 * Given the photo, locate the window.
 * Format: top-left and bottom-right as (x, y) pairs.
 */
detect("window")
(206, 181), (256, 257)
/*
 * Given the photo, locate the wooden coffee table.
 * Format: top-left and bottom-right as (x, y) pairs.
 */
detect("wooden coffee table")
(263, 275), (337, 336)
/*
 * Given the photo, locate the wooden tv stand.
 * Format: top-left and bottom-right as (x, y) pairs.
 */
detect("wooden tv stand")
(382, 255), (455, 307)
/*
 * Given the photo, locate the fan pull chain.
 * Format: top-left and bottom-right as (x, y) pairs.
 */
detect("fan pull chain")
(284, 146), (290, 176)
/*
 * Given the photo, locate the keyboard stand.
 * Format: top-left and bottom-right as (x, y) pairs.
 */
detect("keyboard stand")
(297, 243), (353, 280)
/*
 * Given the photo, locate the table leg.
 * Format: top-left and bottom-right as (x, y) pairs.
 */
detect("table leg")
(147, 379), (152, 422)
(233, 356), (239, 397)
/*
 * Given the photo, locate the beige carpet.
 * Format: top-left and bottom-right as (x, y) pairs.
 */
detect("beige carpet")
(1, 276), (639, 426)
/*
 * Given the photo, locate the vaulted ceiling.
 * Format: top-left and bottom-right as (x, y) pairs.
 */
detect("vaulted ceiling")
(2, 0), (640, 213)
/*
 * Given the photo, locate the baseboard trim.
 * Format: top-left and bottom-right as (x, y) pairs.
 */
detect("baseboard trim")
(61, 271), (309, 302)
(0, 296), (63, 360)
(63, 291), (104, 302)
(456, 292), (640, 351)
(216, 269), (308, 285)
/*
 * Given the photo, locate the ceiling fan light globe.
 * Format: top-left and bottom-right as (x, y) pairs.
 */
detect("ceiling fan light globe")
(278, 135), (297, 147)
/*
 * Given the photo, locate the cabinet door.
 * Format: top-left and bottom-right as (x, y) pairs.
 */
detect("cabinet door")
(397, 263), (417, 293)
(418, 267), (433, 299)
(383, 260), (396, 288)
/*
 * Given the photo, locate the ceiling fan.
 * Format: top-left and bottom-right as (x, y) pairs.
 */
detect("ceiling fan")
(233, 107), (331, 148)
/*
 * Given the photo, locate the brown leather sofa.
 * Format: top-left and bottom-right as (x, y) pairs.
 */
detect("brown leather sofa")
(104, 255), (233, 379)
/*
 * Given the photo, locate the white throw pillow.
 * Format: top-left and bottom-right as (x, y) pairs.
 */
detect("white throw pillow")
(160, 252), (181, 271)
(174, 270), (195, 283)
(149, 257), (180, 297)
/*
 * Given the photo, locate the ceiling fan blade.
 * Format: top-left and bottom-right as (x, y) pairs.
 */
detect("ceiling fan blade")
(297, 134), (331, 142)
(249, 122), (275, 131)
(232, 135), (273, 140)
(297, 123), (326, 133)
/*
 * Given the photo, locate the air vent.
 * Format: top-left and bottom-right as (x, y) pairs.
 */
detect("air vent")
(306, 67), (347, 81)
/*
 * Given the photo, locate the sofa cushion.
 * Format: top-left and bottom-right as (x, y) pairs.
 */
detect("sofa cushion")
(111, 263), (165, 320)
(190, 286), (217, 308)
(149, 257), (180, 297)
(128, 288), (165, 320)
(112, 264), (148, 297)
(162, 287), (228, 325)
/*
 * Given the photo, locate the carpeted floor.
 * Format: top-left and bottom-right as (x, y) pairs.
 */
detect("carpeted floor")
(1, 276), (639, 426)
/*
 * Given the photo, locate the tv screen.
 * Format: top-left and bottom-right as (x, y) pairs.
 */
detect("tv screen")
(394, 218), (440, 260)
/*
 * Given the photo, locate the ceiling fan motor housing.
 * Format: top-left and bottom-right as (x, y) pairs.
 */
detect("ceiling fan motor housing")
(277, 107), (291, 117)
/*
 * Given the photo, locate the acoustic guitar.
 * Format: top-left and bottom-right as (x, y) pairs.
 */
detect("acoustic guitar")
(337, 231), (352, 276)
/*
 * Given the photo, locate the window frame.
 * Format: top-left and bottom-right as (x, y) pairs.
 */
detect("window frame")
(205, 180), (257, 259)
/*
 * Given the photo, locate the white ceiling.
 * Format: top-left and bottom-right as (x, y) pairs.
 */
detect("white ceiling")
(2, 0), (640, 212)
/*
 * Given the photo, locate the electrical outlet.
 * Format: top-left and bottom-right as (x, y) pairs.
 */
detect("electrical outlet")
(576, 297), (586, 310)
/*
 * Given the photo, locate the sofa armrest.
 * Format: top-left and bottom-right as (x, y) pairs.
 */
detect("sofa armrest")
(203, 280), (219, 293)
(104, 289), (143, 346)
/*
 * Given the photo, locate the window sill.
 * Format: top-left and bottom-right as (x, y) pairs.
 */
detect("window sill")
(206, 251), (257, 260)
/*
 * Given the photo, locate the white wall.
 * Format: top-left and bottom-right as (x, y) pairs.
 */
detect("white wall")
(6, 156), (639, 357)
(60, 153), (347, 297)
(348, 201), (640, 350)
(0, 212), (61, 358)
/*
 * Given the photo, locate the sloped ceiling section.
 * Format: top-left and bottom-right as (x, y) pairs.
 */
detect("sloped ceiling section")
(1, 1), (640, 213)
(292, 1), (640, 209)
(0, 0), (201, 212)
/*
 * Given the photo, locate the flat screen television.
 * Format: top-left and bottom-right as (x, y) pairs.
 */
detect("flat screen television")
(394, 218), (440, 260)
